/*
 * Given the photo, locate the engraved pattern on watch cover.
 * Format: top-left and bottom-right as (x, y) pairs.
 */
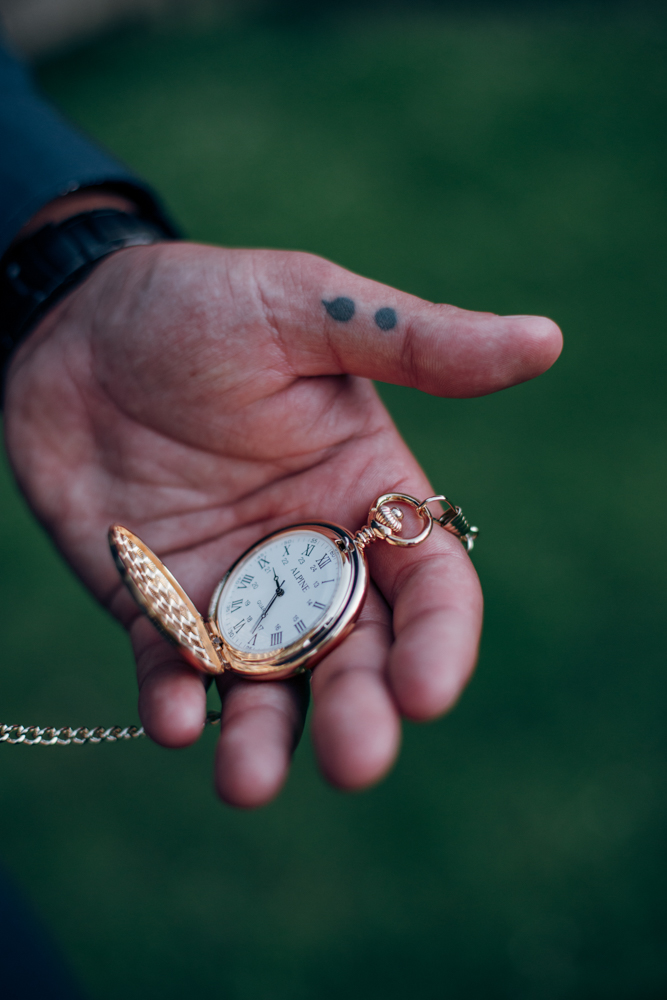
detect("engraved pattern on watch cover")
(108, 525), (223, 675)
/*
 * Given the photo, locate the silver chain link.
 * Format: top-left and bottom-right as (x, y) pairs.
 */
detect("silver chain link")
(0, 710), (222, 746)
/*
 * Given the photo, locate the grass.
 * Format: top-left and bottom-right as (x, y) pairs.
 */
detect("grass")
(1, 3), (666, 996)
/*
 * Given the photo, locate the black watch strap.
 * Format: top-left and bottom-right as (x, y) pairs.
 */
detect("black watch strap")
(0, 209), (171, 377)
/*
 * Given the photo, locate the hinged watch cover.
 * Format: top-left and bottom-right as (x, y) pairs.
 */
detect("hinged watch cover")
(109, 525), (223, 675)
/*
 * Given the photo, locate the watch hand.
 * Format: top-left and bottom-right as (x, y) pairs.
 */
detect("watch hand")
(252, 596), (275, 633)
(272, 567), (286, 597)
(251, 581), (284, 633)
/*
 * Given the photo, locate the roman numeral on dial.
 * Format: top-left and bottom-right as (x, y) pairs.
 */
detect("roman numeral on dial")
(237, 574), (254, 589)
(303, 544), (315, 557)
(313, 601), (326, 610)
(317, 554), (331, 569)
(230, 599), (243, 613)
(233, 620), (246, 633)
(270, 632), (283, 646)
(294, 620), (306, 634)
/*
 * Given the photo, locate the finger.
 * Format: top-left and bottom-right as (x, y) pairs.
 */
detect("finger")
(213, 674), (310, 808)
(253, 249), (563, 395)
(370, 510), (483, 721)
(132, 617), (208, 747)
(310, 586), (401, 790)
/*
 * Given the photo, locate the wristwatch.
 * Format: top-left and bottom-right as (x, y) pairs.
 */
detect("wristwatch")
(0, 208), (171, 383)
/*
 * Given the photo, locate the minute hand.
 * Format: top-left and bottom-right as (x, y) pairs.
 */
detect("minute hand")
(251, 582), (284, 633)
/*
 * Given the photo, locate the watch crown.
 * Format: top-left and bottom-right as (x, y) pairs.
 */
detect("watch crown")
(375, 505), (404, 533)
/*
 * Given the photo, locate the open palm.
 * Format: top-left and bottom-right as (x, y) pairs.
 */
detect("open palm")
(4, 242), (561, 806)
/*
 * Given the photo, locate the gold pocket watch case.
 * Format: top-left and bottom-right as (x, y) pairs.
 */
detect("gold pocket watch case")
(109, 522), (367, 681)
(109, 492), (478, 683)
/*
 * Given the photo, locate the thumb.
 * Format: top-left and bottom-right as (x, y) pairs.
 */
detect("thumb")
(254, 249), (562, 397)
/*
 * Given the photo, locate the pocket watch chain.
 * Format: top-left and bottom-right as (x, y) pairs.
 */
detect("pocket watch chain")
(0, 711), (222, 746)
(1, 492), (476, 747)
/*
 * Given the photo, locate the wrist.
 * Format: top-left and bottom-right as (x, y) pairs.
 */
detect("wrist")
(13, 187), (140, 242)
(0, 198), (172, 396)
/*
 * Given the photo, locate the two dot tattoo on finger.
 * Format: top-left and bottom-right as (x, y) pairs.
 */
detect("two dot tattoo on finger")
(322, 297), (397, 331)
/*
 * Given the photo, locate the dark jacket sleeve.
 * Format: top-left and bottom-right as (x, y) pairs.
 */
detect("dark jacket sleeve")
(0, 39), (177, 257)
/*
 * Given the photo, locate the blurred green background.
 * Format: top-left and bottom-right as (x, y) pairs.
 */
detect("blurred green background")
(2, 2), (667, 997)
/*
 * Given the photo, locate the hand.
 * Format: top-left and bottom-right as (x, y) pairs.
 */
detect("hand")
(3, 241), (561, 807)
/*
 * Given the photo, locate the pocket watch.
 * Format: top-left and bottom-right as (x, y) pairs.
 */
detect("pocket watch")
(109, 492), (478, 683)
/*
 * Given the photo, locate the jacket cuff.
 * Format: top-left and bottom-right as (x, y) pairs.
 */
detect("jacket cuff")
(0, 44), (181, 255)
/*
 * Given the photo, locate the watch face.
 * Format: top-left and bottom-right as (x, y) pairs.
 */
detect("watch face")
(217, 528), (345, 655)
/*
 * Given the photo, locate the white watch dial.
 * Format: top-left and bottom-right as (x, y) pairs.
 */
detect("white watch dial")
(217, 530), (343, 654)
